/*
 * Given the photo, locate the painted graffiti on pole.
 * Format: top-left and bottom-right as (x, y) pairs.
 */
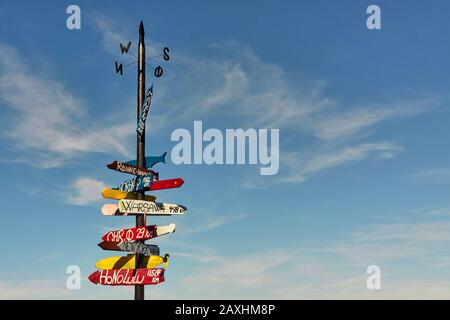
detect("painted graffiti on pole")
(137, 86), (153, 135)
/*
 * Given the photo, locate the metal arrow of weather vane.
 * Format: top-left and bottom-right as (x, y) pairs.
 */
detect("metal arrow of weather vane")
(88, 21), (187, 300)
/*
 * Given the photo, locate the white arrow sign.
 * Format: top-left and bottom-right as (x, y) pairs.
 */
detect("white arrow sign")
(101, 200), (187, 216)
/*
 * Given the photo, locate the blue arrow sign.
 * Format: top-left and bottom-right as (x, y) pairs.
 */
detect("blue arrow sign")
(124, 152), (167, 168)
(114, 174), (158, 192)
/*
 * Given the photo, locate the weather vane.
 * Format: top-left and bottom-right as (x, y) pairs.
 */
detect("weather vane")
(114, 28), (170, 78)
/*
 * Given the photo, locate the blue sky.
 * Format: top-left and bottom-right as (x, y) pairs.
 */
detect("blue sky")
(1, 0), (450, 299)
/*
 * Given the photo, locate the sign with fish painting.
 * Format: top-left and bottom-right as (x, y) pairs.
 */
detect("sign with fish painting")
(124, 152), (167, 168)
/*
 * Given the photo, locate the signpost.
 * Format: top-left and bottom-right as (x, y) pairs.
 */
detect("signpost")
(101, 225), (157, 242)
(124, 152), (167, 168)
(114, 177), (184, 192)
(100, 224), (176, 242)
(95, 253), (169, 270)
(143, 178), (184, 191)
(101, 201), (186, 216)
(116, 174), (158, 192)
(119, 200), (186, 215)
(107, 161), (159, 179)
(119, 242), (160, 255)
(97, 241), (160, 256)
(88, 268), (165, 286)
(135, 21), (147, 301)
(89, 21), (184, 300)
(101, 188), (156, 201)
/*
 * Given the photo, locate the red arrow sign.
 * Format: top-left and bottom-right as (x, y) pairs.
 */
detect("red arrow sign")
(145, 178), (184, 191)
(88, 268), (165, 286)
(101, 225), (157, 243)
(97, 241), (122, 251)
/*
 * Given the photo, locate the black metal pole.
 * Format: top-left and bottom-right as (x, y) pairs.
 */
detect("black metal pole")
(135, 20), (146, 301)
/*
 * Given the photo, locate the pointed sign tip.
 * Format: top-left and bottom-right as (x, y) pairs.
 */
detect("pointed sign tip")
(88, 271), (99, 284)
(139, 21), (144, 34)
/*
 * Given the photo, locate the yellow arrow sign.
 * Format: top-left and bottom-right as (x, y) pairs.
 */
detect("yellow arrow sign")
(95, 254), (169, 270)
(101, 188), (156, 202)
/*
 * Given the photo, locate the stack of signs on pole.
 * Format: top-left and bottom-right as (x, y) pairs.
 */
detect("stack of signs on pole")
(89, 29), (187, 289)
(90, 150), (187, 286)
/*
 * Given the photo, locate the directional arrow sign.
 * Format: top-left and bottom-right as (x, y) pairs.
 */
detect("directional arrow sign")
(101, 224), (175, 242)
(101, 225), (156, 242)
(97, 241), (160, 255)
(88, 268), (165, 286)
(144, 178), (184, 191)
(102, 200), (186, 216)
(113, 178), (184, 193)
(101, 204), (122, 216)
(125, 152), (167, 168)
(101, 202), (186, 216)
(101, 188), (156, 202)
(107, 161), (159, 179)
(120, 242), (160, 255)
(116, 174), (158, 192)
(119, 200), (186, 215)
(95, 253), (169, 270)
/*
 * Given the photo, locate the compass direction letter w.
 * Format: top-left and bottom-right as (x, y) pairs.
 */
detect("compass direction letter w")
(120, 42), (132, 54)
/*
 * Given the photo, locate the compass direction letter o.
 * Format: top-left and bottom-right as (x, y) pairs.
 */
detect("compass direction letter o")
(154, 66), (163, 78)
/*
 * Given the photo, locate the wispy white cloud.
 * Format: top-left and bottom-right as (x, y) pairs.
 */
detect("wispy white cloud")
(182, 250), (291, 288)
(306, 99), (434, 141)
(182, 213), (248, 234)
(90, 12), (134, 55)
(161, 215), (450, 299)
(279, 142), (403, 184)
(4, 212), (450, 299)
(162, 42), (432, 186)
(66, 177), (107, 205)
(161, 42), (333, 130)
(408, 167), (450, 183)
(0, 280), (70, 299)
(0, 43), (133, 168)
(316, 220), (450, 265)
